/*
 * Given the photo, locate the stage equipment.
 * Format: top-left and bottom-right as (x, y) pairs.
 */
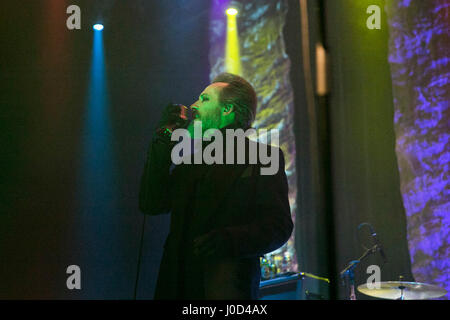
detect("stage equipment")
(226, 1), (242, 16)
(340, 223), (387, 300)
(93, 24), (104, 31)
(259, 272), (329, 300)
(226, 8), (238, 16)
(357, 281), (447, 300)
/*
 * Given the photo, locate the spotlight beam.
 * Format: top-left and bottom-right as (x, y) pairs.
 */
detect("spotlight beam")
(225, 8), (241, 75)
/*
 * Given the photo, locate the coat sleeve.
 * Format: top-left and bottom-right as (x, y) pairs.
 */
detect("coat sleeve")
(224, 148), (293, 258)
(138, 134), (173, 215)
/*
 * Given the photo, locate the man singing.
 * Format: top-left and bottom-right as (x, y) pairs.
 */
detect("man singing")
(139, 73), (293, 299)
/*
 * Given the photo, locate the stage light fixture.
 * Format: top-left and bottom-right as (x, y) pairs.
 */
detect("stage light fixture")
(226, 0), (241, 16)
(226, 8), (238, 16)
(93, 24), (104, 31)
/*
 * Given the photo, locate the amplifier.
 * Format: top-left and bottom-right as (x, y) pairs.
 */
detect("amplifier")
(259, 272), (329, 300)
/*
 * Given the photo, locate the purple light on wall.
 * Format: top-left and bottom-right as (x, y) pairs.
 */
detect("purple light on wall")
(387, 0), (450, 299)
(208, 0), (230, 77)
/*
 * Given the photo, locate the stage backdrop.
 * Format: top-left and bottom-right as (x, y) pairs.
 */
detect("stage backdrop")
(386, 0), (450, 299)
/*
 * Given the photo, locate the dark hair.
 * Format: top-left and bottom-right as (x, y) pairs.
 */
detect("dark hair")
(212, 73), (257, 129)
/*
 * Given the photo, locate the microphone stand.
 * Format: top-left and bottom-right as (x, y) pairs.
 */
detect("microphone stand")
(339, 244), (379, 300)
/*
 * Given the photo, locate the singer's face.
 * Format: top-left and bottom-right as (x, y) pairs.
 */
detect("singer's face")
(189, 82), (228, 134)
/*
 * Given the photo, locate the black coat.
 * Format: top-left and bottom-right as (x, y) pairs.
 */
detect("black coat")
(139, 129), (293, 299)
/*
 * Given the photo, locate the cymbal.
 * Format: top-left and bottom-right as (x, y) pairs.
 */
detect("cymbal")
(357, 281), (447, 300)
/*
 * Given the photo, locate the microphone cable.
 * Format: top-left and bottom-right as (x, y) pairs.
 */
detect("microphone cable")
(133, 213), (147, 300)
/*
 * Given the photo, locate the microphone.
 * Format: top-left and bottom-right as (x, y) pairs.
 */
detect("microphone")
(370, 228), (388, 264)
(156, 104), (193, 137)
(165, 104), (193, 130)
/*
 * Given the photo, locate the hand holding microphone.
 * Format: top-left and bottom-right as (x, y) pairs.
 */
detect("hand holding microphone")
(156, 103), (192, 138)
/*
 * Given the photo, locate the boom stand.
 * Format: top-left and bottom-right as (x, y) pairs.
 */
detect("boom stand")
(339, 244), (379, 300)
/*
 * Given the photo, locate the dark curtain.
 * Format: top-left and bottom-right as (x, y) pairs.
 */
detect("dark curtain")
(324, 0), (415, 299)
(285, 0), (335, 299)
(287, 0), (415, 299)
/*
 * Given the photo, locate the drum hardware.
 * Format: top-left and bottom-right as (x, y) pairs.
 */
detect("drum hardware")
(357, 278), (447, 300)
(339, 243), (380, 300)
